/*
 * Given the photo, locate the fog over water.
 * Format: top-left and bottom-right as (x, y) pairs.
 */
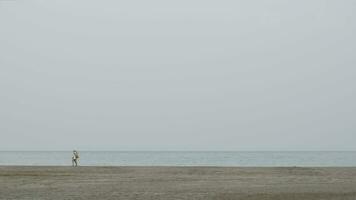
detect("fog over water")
(0, 0), (355, 151)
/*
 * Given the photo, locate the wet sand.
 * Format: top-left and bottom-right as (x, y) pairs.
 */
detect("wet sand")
(0, 166), (355, 200)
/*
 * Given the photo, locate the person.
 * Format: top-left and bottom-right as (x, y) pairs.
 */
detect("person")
(72, 150), (79, 167)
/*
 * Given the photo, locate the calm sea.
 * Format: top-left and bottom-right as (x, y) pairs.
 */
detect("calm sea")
(0, 151), (355, 167)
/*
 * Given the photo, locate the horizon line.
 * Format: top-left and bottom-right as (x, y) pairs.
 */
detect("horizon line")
(1, 150), (355, 152)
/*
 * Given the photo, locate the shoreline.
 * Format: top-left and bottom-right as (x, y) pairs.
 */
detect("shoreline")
(1, 166), (356, 199)
(1, 165), (356, 167)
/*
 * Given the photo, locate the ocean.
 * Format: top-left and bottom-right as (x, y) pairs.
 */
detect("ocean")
(0, 151), (355, 167)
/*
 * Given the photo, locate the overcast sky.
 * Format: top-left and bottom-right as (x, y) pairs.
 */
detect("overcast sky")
(0, 0), (355, 151)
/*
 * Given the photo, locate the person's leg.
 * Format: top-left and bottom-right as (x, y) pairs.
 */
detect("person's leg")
(74, 159), (78, 167)
(72, 158), (74, 166)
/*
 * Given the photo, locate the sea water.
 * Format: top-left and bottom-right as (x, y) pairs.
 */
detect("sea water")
(0, 151), (355, 167)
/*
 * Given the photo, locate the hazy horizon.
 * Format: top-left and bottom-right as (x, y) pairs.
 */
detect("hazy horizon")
(1, 0), (355, 151)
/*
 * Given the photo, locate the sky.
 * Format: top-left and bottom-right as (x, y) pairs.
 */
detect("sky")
(0, 0), (355, 151)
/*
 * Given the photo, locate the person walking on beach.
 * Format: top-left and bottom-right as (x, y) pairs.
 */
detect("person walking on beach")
(72, 150), (79, 167)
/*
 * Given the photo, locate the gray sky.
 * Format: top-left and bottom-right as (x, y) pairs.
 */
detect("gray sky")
(0, 0), (355, 151)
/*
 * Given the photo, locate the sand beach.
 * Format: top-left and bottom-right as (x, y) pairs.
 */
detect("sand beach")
(0, 166), (355, 200)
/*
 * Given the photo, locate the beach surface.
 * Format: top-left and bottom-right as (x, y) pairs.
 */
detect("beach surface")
(0, 166), (355, 200)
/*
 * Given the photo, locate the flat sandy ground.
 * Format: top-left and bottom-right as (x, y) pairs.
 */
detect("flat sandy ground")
(0, 166), (355, 200)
